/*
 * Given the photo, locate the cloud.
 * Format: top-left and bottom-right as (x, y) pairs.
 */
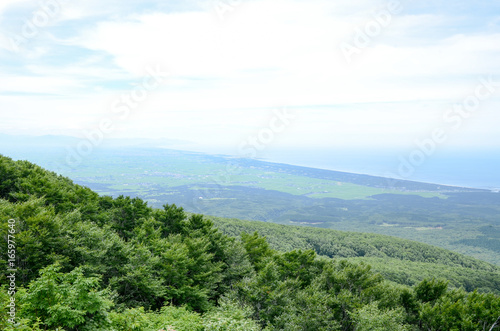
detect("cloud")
(0, 0), (499, 150)
(71, 1), (500, 104)
(0, 0), (30, 16)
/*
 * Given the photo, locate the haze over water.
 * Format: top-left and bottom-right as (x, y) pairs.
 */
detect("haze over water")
(258, 148), (500, 191)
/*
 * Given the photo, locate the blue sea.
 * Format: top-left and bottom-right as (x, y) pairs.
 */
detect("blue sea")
(1, 134), (498, 191)
(257, 148), (500, 191)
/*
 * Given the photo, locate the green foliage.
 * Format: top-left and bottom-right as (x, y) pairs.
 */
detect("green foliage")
(109, 195), (151, 239)
(274, 249), (319, 287)
(211, 216), (500, 294)
(418, 289), (500, 330)
(351, 302), (410, 331)
(347, 256), (500, 295)
(154, 203), (187, 236)
(241, 231), (274, 270)
(109, 307), (153, 330)
(1, 155), (500, 331)
(216, 239), (255, 295)
(202, 297), (261, 330)
(109, 305), (204, 331)
(414, 278), (448, 303)
(18, 263), (113, 330)
(0, 197), (67, 284)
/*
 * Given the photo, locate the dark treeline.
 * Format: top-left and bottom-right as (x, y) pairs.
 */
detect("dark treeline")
(1, 155), (499, 330)
(208, 215), (500, 294)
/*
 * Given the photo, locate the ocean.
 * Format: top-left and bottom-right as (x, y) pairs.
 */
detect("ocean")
(258, 148), (500, 191)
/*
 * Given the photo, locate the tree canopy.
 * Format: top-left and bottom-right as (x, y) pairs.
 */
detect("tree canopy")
(0, 154), (499, 330)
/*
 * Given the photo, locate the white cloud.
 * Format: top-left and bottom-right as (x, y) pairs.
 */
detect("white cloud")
(0, 74), (82, 94)
(72, 2), (500, 105)
(0, 0), (499, 150)
(0, 0), (29, 16)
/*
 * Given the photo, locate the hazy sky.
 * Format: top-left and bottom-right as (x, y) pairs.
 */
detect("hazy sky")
(1, 0), (499, 153)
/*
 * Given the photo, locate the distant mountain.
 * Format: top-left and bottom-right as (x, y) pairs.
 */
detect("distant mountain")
(0, 133), (80, 147)
(0, 133), (191, 148)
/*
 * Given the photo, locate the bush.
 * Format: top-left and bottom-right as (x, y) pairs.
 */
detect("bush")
(17, 263), (114, 330)
(202, 297), (260, 331)
(109, 305), (203, 331)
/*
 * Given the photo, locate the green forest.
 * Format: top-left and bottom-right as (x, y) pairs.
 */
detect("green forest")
(208, 216), (500, 294)
(1, 154), (500, 330)
(4, 146), (500, 266)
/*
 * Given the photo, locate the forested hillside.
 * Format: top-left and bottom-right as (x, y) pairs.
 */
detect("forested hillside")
(1, 155), (500, 330)
(4, 146), (500, 265)
(208, 216), (500, 294)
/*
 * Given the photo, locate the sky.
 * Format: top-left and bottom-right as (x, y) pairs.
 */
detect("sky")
(0, 0), (500, 157)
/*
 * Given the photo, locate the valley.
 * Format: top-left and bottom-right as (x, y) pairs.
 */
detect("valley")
(3, 143), (499, 265)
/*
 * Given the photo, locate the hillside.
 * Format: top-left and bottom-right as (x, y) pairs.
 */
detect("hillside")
(1, 154), (500, 330)
(208, 216), (500, 294)
(3, 144), (499, 266)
